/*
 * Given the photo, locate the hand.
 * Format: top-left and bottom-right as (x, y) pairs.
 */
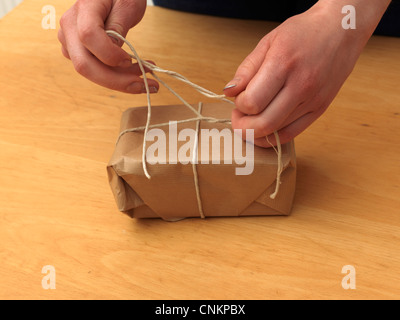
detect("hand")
(58, 0), (159, 94)
(224, 2), (368, 147)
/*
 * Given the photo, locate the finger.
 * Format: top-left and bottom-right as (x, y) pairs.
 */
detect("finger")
(223, 37), (270, 96)
(278, 81), (338, 130)
(233, 57), (287, 115)
(231, 85), (302, 138)
(58, 29), (70, 59)
(253, 109), (324, 148)
(61, 45), (70, 59)
(76, 1), (132, 68)
(64, 30), (159, 93)
(104, 0), (146, 40)
(276, 100), (311, 129)
(57, 28), (66, 47)
(113, 61), (156, 77)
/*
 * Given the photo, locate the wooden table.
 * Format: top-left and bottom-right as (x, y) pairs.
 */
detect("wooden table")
(0, 0), (399, 300)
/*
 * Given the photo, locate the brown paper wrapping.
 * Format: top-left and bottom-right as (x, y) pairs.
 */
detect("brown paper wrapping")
(107, 103), (296, 220)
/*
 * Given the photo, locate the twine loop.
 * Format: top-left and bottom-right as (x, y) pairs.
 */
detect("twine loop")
(106, 30), (283, 217)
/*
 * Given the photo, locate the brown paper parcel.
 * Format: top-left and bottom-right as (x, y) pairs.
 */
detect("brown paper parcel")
(107, 102), (296, 220)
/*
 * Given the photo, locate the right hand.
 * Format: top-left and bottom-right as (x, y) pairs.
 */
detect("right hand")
(58, 0), (159, 94)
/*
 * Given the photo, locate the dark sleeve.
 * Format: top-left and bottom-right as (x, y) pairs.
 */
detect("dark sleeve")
(152, 0), (316, 21)
(153, 0), (400, 37)
(375, 0), (400, 37)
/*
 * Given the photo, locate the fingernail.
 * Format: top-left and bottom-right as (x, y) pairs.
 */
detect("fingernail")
(141, 85), (158, 94)
(224, 84), (237, 90)
(223, 79), (239, 90)
(149, 86), (158, 93)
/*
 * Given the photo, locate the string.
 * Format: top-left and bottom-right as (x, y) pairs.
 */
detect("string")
(266, 132), (282, 199)
(192, 103), (205, 218)
(106, 30), (283, 201)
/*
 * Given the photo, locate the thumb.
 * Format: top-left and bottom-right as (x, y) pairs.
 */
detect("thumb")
(105, 0), (146, 45)
(76, 0), (147, 67)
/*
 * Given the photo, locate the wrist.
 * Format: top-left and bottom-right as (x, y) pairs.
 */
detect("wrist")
(309, 0), (391, 54)
(314, 0), (391, 35)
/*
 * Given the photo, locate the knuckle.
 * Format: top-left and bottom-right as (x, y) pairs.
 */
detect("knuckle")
(61, 47), (70, 59)
(237, 57), (257, 78)
(277, 57), (295, 76)
(106, 20), (125, 36)
(237, 94), (264, 115)
(57, 29), (64, 43)
(99, 51), (119, 67)
(311, 93), (324, 110)
(258, 119), (275, 137)
(230, 112), (242, 131)
(275, 132), (293, 145)
(73, 58), (90, 76)
(279, 128), (295, 142)
(78, 24), (94, 44)
(59, 14), (66, 28)
(59, 5), (75, 28)
(300, 71), (318, 95)
(257, 113), (281, 137)
(75, 0), (88, 10)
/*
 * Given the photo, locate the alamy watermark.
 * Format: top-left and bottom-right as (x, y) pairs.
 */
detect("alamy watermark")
(41, 5), (56, 30)
(145, 121), (255, 175)
(41, 265), (56, 289)
(342, 5), (356, 30)
(341, 265), (356, 289)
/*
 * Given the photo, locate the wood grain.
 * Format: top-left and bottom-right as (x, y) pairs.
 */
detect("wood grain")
(0, 0), (399, 299)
